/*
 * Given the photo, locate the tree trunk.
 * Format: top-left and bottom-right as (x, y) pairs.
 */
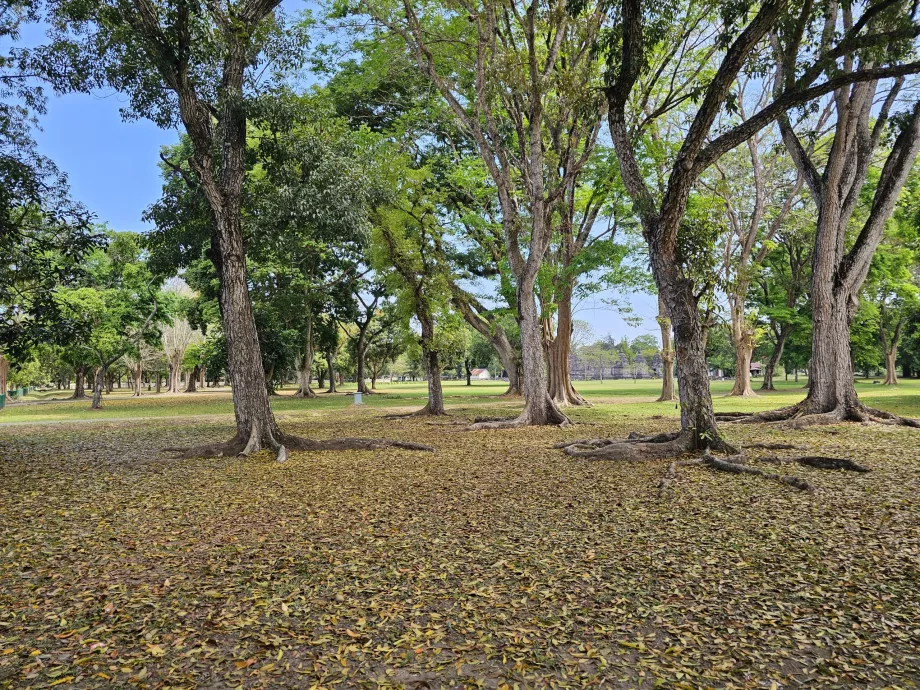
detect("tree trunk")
(728, 298), (757, 397)
(185, 365), (200, 392)
(156, 372), (162, 393)
(654, 246), (727, 450)
(133, 364), (143, 397)
(513, 276), (570, 424)
(465, 359), (472, 386)
(91, 367), (104, 410)
(656, 293), (677, 402)
(543, 283), (588, 406)
(71, 367), (87, 400)
(294, 315), (317, 398)
(325, 351), (337, 393)
(883, 346), (899, 385)
(417, 317), (446, 415)
(317, 367), (326, 390)
(356, 331), (370, 395)
(761, 326), (790, 391)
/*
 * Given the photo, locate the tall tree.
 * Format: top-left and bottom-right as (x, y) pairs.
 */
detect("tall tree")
(563, 0), (920, 460)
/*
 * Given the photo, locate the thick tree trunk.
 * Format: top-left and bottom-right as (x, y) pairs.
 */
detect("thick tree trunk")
(71, 367), (87, 400)
(511, 276), (569, 425)
(543, 283), (588, 406)
(883, 346), (898, 385)
(656, 293), (677, 402)
(761, 326), (790, 391)
(728, 299), (757, 397)
(185, 365), (200, 392)
(465, 359), (472, 386)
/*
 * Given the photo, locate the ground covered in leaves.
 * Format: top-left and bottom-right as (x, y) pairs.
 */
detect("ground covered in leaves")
(1, 395), (919, 688)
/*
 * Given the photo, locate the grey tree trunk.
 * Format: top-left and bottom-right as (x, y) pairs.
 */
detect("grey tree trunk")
(71, 367), (86, 400)
(325, 351), (337, 393)
(761, 326), (790, 391)
(655, 293), (677, 402)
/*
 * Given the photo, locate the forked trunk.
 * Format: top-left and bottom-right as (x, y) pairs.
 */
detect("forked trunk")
(761, 326), (790, 391)
(185, 365), (200, 392)
(883, 347), (898, 386)
(515, 276), (570, 425)
(294, 317), (317, 398)
(543, 284), (588, 406)
(656, 294), (677, 402)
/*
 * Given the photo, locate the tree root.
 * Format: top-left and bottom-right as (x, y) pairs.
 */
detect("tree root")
(759, 455), (870, 472)
(699, 453), (815, 492)
(555, 430), (736, 461)
(716, 401), (920, 429)
(744, 442), (804, 450)
(384, 405), (448, 419)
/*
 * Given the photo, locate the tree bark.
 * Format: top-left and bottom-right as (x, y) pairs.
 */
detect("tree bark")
(883, 347), (898, 386)
(185, 365), (200, 392)
(728, 303), (757, 397)
(71, 367), (87, 400)
(325, 351), (337, 393)
(543, 282), (588, 406)
(761, 325), (790, 391)
(91, 366), (104, 410)
(416, 316), (446, 415)
(294, 314), (317, 398)
(465, 359), (472, 386)
(655, 293), (677, 402)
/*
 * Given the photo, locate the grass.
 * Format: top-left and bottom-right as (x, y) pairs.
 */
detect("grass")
(1, 379), (919, 687)
(3, 376), (920, 423)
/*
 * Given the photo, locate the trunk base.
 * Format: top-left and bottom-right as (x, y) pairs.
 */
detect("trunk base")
(716, 400), (920, 429)
(467, 400), (570, 430)
(293, 387), (317, 399)
(555, 430), (737, 461)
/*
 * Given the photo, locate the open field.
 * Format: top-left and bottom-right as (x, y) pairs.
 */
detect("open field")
(6, 376), (920, 423)
(1, 381), (919, 688)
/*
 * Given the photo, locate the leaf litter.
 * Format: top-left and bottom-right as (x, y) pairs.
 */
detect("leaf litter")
(0, 405), (918, 688)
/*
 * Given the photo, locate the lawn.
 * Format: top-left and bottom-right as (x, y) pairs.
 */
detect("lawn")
(1, 380), (919, 688)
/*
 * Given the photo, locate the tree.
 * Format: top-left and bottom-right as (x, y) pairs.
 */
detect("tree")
(373, 164), (453, 415)
(364, 0), (617, 428)
(43, 0), (429, 456)
(734, 0), (920, 426)
(55, 232), (160, 409)
(563, 0), (920, 460)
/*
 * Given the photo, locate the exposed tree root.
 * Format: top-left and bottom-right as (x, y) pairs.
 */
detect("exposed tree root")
(467, 405), (572, 430)
(384, 405), (448, 420)
(699, 453), (815, 492)
(555, 430), (736, 461)
(759, 455), (870, 472)
(744, 442), (804, 450)
(716, 401), (920, 429)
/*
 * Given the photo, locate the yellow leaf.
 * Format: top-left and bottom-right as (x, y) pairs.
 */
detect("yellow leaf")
(49, 677), (74, 687)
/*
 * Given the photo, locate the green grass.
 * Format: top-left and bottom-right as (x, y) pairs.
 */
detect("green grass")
(3, 375), (920, 423)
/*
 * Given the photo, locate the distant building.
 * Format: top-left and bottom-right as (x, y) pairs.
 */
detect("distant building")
(750, 361), (763, 377)
(470, 368), (491, 380)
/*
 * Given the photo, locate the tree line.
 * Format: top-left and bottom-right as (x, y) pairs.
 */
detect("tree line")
(1, 0), (919, 461)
